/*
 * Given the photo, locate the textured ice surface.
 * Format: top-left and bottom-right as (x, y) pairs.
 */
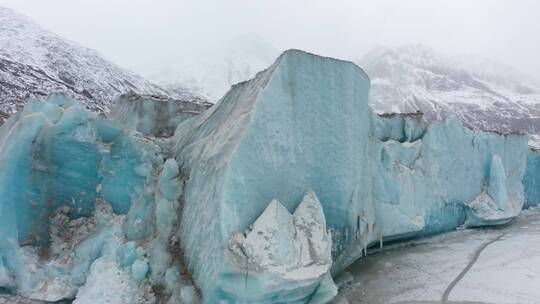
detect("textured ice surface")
(524, 148), (540, 208)
(110, 93), (209, 137)
(370, 114), (527, 240)
(370, 112), (427, 143)
(0, 94), (162, 243)
(171, 50), (529, 303)
(0, 95), (198, 303)
(172, 49), (370, 303)
(0, 49), (535, 304)
(228, 192), (334, 300)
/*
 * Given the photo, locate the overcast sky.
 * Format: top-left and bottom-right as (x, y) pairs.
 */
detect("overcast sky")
(1, 0), (539, 79)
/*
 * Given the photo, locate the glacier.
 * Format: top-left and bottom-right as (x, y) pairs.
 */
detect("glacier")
(0, 49), (537, 303)
(524, 148), (540, 209)
(0, 94), (194, 303)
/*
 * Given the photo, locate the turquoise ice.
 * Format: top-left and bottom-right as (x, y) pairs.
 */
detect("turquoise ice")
(0, 50), (536, 303)
(523, 148), (540, 208)
(172, 50), (371, 303)
(171, 50), (529, 303)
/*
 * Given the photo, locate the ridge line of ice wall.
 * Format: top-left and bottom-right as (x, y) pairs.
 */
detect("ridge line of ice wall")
(173, 49), (371, 303)
(0, 49), (533, 304)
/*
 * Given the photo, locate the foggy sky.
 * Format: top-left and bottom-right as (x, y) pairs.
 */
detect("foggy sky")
(1, 0), (539, 79)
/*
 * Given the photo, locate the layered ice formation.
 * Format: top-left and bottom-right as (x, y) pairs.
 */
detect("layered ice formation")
(0, 49), (536, 303)
(370, 113), (527, 242)
(228, 192), (335, 303)
(0, 94), (197, 303)
(524, 148), (540, 208)
(172, 50), (530, 302)
(109, 93), (209, 137)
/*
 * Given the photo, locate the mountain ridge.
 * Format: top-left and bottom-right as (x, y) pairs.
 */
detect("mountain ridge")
(0, 6), (203, 120)
(358, 44), (540, 144)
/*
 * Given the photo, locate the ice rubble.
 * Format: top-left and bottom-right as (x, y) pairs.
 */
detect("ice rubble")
(228, 192), (335, 302)
(0, 49), (536, 304)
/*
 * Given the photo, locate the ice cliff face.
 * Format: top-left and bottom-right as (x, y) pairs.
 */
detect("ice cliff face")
(524, 148), (540, 209)
(109, 93), (210, 137)
(0, 7), (202, 122)
(172, 49), (371, 303)
(0, 49), (536, 304)
(369, 113), (527, 243)
(149, 35), (280, 102)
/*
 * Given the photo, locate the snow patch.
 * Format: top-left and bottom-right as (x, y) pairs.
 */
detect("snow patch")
(229, 191), (333, 281)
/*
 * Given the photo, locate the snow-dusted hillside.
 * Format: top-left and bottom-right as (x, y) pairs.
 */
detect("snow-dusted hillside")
(0, 6), (202, 119)
(148, 35), (281, 102)
(360, 44), (540, 144)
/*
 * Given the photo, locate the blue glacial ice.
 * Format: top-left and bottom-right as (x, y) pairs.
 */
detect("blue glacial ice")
(0, 95), (187, 303)
(0, 49), (537, 304)
(172, 50), (371, 303)
(524, 148), (540, 208)
(171, 50), (529, 302)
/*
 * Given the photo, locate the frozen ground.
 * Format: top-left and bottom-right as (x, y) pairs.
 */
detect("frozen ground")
(339, 208), (540, 304)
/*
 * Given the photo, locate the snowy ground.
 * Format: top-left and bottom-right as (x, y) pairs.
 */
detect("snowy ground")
(338, 208), (540, 304)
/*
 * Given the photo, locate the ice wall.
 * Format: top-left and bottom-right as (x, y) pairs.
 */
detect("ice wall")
(524, 148), (540, 208)
(0, 95), (170, 302)
(370, 111), (427, 143)
(172, 49), (371, 303)
(0, 49), (533, 304)
(369, 113), (527, 243)
(110, 93), (209, 137)
(0, 95), (161, 242)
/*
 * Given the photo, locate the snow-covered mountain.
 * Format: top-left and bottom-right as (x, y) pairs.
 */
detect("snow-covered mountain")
(359, 44), (540, 143)
(148, 35), (281, 102)
(0, 6), (202, 120)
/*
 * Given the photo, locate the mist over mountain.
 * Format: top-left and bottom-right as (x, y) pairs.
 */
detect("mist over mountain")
(146, 35), (281, 102)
